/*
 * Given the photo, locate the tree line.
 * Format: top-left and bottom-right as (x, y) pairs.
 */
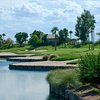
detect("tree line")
(0, 10), (100, 50)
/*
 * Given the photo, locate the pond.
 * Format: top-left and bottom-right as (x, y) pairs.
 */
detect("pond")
(0, 60), (49, 100)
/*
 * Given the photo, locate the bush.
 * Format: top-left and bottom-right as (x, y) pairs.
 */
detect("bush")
(0, 38), (14, 49)
(47, 69), (81, 89)
(42, 55), (49, 61)
(79, 53), (100, 84)
(49, 54), (58, 60)
(74, 44), (81, 48)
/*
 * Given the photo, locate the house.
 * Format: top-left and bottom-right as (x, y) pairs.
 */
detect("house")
(47, 34), (59, 45)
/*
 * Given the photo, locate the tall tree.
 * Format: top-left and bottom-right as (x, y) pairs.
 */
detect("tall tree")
(69, 31), (73, 39)
(59, 29), (65, 45)
(42, 34), (48, 46)
(51, 27), (59, 51)
(69, 31), (73, 45)
(0, 33), (6, 48)
(29, 35), (42, 48)
(2, 33), (5, 37)
(63, 28), (68, 47)
(75, 10), (96, 45)
(15, 32), (28, 47)
(30, 30), (44, 39)
(29, 30), (46, 47)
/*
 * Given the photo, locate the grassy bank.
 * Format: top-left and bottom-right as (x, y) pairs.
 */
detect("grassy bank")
(0, 45), (100, 60)
(47, 52), (100, 99)
(47, 69), (81, 89)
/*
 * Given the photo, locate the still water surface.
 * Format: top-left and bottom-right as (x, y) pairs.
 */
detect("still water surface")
(0, 60), (49, 100)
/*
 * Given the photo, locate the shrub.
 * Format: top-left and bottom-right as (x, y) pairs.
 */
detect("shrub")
(47, 69), (81, 89)
(42, 55), (49, 61)
(49, 54), (58, 60)
(91, 88), (100, 94)
(79, 53), (100, 84)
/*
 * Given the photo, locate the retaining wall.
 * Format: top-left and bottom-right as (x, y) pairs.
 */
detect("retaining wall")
(9, 64), (75, 71)
(49, 85), (82, 100)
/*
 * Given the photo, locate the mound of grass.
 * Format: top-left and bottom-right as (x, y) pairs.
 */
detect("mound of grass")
(47, 69), (81, 89)
(42, 55), (49, 61)
(52, 55), (80, 61)
(49, 54), (58, 60)
(91, 88), (100, 94)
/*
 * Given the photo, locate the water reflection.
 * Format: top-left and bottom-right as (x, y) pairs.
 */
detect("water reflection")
(0, 60), (49, 100)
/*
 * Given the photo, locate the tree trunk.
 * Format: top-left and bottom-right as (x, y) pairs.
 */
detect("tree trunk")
(64, 38), (67, 47)
(55, 35), (57, 51)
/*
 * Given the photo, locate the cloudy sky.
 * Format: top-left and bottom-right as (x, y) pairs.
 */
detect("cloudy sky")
(0, 0), (100, 40)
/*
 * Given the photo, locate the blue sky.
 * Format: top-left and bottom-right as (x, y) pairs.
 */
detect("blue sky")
(0, 0), (100, 40)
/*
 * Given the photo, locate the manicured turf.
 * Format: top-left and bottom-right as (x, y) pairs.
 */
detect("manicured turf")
(0, 45), (100, 60)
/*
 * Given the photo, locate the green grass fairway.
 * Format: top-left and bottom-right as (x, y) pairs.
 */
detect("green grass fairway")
(0, 45), (100, 61)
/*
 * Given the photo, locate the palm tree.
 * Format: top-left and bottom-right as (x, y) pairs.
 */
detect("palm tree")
(51, 27), (59, 51)
(69, 31), (73, 45)
(2, 33), (6, 40)
(2, 33), (5, 37)
(69, 31), (73, 39)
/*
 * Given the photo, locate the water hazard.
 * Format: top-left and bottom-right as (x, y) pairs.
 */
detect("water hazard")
(0, 60), (49, 100)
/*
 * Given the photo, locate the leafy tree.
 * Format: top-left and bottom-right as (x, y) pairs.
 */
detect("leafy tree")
(59, 28), (68, 47)
(0, 33), (6, 48)
(75, 10), (96, 44)
(29, 30), (47, 47)
(42, 34), (48, 46)
(30, 30), (44, 39)
(69, 30), (73, 45)
(15, 32), (28, 47)
(0, 33), (13, 49)
(2, 33), (5, 37)
(51, 27), (59, 51)
(59, 29), (65, 44)
(0, 34), (3, 42)
(29, 35), (42, 48)
(3, 38), (14, 49)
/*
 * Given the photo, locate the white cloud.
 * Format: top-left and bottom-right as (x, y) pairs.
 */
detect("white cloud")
(0, 0), (100, 38)
(84, 0), (100, 10)
(0, 0), (31, 9)
(50, 0), (83, 13)
(0, 0), (83, 21)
